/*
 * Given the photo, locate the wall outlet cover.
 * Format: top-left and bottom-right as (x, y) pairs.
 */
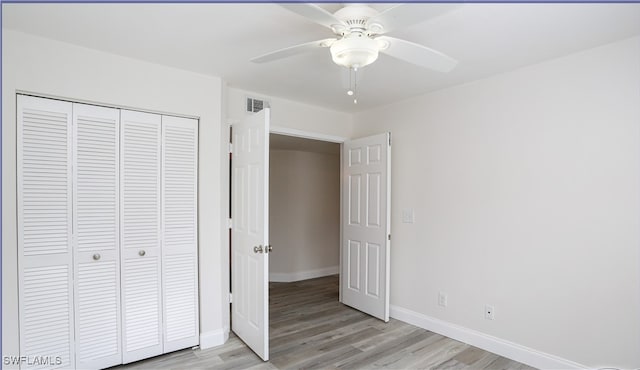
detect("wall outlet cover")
(485, 305), (495, 320)
(438, 292), (448, 307)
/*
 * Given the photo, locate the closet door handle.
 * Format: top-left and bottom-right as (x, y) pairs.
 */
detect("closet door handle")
(93, 253), (101, 261)
(139, 250), (146, 257)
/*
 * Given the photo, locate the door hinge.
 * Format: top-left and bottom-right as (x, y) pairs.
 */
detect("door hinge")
(388, 133), (392, 146)
(228, 218), (232, 229)
(228, 142), (233, 154)
(388, 234), (391, 241)
(229, 293), (233, 303)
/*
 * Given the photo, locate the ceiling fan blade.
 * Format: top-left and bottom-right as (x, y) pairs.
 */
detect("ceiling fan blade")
(367, 4), (457, 34)
(378, 36), (458, 73)
(250, 38), (336, 64)
(279, 4), (346, 30)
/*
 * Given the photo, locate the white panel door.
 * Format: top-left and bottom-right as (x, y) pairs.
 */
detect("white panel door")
(161, 115), (199, 352)
(17, 95), (75, 369)
(120, 110), (163, 363)
(231, 108), (270, 361)
(341, 132), (391, 321)
(72, 103), (122, 369)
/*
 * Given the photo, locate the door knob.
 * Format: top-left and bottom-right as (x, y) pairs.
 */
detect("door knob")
(93, 253), (101, 261)
(139, 250), (146, 257)
(253, 245), (263, 254)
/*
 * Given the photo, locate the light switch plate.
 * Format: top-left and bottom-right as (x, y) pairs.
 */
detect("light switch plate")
(402, 209), (414, 223)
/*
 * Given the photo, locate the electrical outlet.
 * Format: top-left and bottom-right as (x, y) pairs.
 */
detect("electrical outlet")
(485, 305), (495, 320)
(438, 292), (448, 307)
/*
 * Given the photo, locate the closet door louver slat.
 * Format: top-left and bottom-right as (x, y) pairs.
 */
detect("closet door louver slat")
(73, 103), (122, 369)
(161, 116), (199, 352)
(18, 95), (74, 370)
(120, 110), (164, 364)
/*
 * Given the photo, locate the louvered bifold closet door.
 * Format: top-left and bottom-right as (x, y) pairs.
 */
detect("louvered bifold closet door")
(120, 110), (163, 363)
(73, 103), (122, 369)
(17, 95), (74, 369)
(161, 116), (199, 352)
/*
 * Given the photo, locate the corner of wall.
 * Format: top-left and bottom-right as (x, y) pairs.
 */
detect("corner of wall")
(199, 326), (229, 350)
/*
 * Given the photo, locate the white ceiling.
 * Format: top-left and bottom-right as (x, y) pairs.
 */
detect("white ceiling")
(3, 3), (640, 113)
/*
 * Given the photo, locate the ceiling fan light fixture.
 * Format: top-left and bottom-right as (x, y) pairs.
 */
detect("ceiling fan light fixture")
(329, 36), (379, 69)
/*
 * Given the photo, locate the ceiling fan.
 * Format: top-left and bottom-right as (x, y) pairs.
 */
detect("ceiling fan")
(250, 3), (458, 102)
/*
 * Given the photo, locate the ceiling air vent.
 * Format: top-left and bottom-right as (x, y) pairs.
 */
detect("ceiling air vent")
(246, 97), (267, 113)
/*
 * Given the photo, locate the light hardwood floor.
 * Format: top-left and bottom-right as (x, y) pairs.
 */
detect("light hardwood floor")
(116, 276), (536, 369)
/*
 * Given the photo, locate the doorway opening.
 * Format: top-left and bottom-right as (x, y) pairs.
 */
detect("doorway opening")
(229, 113), (390, 360)
(268, 133), (343, 356)
(227, 128), (344, 342)
(268, 133), (341, 285)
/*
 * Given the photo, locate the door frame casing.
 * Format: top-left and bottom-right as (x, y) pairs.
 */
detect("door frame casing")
(269, 126), (347, 145)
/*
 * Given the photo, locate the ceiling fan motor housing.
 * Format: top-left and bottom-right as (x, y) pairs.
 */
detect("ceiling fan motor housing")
(333, 4), (379, 30)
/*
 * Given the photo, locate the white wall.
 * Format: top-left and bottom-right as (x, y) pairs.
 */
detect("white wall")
(352, 36), (640, 368)
(2, 29), (228, 361)
(269, 150), (340, 282)
(226, 87), (353, 139)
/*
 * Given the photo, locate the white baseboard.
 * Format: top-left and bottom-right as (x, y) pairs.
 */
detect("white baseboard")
(390, 305), (586, 370)
(270, 266), (339, 283)
(199, 326), (228, 349)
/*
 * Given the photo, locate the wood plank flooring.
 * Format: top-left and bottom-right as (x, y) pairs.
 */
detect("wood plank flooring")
(115, 275), (536, 370)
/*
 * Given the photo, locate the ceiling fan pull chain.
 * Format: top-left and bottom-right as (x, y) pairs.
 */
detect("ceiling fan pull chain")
(353, 67), (358, 104)
(347, 67), (353, 96)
